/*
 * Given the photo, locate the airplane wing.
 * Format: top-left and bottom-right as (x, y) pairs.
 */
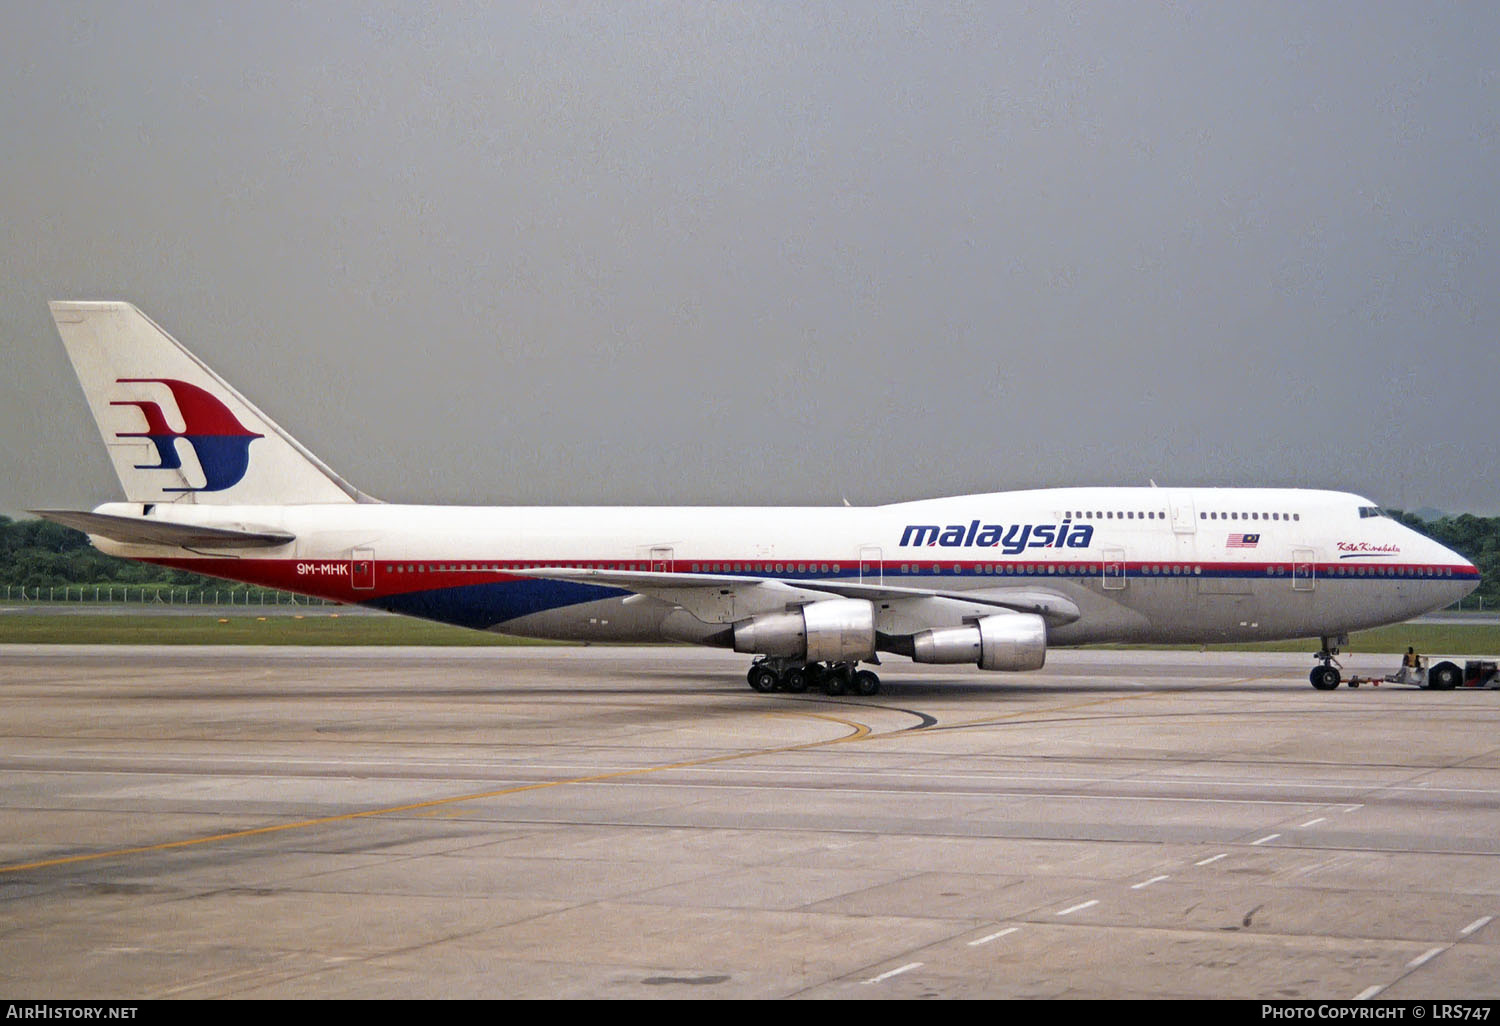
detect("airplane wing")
(521, 566), (1081, 626)
(30, 509), (295, 549)
(785, 578), (1080, 624)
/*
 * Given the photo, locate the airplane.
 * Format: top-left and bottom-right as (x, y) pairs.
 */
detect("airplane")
(35, 301), (1481, 695)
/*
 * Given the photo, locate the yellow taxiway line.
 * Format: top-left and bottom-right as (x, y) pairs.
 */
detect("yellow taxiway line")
(0, 677), (1263, 875)
(0, 708), (874, 875)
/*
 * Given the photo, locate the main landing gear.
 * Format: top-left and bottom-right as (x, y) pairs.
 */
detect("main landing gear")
(746, 658), (881, 697)
(1309, 634), (1350, 690)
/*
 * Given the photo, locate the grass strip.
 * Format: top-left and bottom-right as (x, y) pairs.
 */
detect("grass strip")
(0, 612), (544, 646)
(0, 613), (1494, 654)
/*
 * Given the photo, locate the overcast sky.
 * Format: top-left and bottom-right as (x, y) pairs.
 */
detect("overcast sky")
(3, 2), (1497, 515)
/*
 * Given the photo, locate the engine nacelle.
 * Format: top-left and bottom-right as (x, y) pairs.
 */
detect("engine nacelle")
(911, 613), (1047, 671)
(732, 598), (877, 662)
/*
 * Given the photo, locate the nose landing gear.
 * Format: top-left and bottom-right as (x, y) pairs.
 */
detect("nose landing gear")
(1309, 634), (1348, 690)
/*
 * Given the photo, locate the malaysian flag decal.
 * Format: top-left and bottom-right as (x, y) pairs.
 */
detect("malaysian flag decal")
(1227, 533), (1260, 548)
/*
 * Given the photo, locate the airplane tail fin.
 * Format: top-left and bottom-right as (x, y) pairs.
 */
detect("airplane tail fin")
(49, 301), (372, 506)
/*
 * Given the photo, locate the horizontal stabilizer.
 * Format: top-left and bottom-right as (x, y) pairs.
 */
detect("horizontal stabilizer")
(30, 509), (295, 549)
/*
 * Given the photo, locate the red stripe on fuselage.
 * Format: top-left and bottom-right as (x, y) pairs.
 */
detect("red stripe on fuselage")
(143, 556), (1477, 606)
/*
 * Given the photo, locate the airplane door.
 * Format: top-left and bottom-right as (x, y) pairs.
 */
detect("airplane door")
(1169, 494), (1197, 534)
(1292, 549), (1316, 591)
(1102, 547), (1127, 590)
(650, 546), (674, 573)
(859, 546), (883, 585)
(351, 548), (375, 590)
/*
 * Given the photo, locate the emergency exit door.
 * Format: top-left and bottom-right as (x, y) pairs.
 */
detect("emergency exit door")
(1102, 547), (1127, 590)
(351, 548), (375, 590)
(1293, 549), (1316, 591)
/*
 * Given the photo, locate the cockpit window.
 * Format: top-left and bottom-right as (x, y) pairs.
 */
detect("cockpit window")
(1357, 506), (1389, 519)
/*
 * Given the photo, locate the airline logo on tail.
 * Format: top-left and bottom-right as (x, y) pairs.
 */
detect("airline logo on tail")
(110, 378), (263, 492)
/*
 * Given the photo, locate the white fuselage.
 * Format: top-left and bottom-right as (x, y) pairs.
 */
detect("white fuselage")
(49, 303), (1480, 677)
(93, 486), (1478, 652)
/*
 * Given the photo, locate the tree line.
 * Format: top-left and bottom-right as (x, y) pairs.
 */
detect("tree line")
(1385, 509), (1499, 608)
(0, 510), (1496, 607)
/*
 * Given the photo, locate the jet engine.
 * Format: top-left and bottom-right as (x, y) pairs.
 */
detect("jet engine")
(732, 598), (877, 662)
(911, 613), (1047, 671)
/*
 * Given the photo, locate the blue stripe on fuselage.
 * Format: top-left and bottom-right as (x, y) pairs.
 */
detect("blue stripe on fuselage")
(364, 578), (627, 631)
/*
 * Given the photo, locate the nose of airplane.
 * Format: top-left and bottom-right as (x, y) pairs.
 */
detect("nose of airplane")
(1447, 546), (1482, 601)
(1425, 538), (1481, 610)
(1396, 521), (1481, 613)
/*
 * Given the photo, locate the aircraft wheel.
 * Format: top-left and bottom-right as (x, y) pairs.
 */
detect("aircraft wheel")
(1428, 661), (1462, 690)
(852, 670), (880, 696)
(1309, 665), (1341, 691)
(748, 666), (778, 693)
(781, 667), (809, 693)
(825, 673), (847, 696)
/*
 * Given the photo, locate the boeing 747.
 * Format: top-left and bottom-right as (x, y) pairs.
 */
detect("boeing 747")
(35, 302), (1480, 694)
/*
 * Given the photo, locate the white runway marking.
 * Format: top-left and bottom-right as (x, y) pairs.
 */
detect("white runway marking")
(1460, 915), (1492, 936)
(1195, 853), (1228, 865)
(1131, 875), (1169, 889)
(1299, 817), (1326, 827)
(969, 927), (1019, 946)
(1251, 833), (1280, 845)
(865, 963), (923, 984)
(1406, 946), (1444, 969)
(1057, 900), (1099, 916)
